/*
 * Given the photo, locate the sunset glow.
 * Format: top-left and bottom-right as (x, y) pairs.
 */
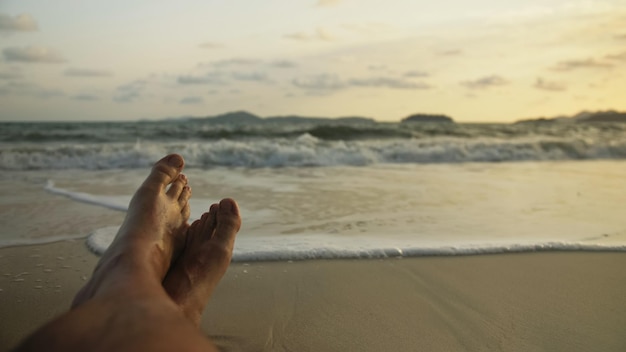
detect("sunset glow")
(1, 0), (624, 122)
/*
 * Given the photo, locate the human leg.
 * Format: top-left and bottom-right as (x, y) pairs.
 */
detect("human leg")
(16, 154), (239, 351)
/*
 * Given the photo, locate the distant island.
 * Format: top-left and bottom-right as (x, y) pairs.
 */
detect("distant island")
(177, 110), (456, 124)
(401, 114), (454, 124)
(515, 110), (626, 124)
(191, 110), (377, 125)
(167, 109), (626, 125)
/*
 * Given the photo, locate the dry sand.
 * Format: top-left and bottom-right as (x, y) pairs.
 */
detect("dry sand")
(1, 241), (625, 351)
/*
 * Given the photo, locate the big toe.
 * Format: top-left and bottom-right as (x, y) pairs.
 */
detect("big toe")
(214, 198), (241, 251)
(142, 154), (185, 191)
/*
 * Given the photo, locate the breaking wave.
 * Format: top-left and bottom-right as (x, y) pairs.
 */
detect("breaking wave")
(1, 134), (626, 170)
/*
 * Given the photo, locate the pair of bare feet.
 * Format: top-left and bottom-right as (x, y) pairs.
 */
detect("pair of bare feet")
(17, 154), (241, 351)
(73, 153), (241, 325)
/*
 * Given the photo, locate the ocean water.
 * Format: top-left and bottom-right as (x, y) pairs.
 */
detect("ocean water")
(1, 120), (625, 261)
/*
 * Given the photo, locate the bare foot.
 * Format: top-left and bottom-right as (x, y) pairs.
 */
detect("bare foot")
(73, 154), (192, 307)
(163, 198), (242, 326)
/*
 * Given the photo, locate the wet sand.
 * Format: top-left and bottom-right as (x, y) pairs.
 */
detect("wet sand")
(1, 241), (625, 351)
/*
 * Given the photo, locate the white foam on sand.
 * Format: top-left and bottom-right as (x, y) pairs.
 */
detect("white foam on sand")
(43, 180), (214, 221)
(86, 225), (626, 261)
(34, 162), (626, 261)
(44, 180), (129, 212)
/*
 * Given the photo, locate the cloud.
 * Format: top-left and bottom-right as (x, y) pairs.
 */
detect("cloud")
(0, 81), (64, 98)
(284, 27), (334, 42)
(64, 68), (113, 77)
(269, 60), (297, 68)
(368, 65), (387, 71)
(404, 70), (429, 78)
(332, 55), (358, 64)
(317, 0), (341, 7)
(117, 80), (146, 92)
(284, 32), (310, 41)
(533, 78), (566, 91)
(313, 27), (335, 41)
(71, 94), (99, 101)
(293, 74), (431, 91)
(177, 72), (225, 85)
(3, 47), (65, 63)
(348, 77), (431, 90)
(292, 74), (345, 90)
(114, 91), (140, 103)
(551, 58), (613, 71)
(0, 68), (22, 80)
(31, 88), (64, 98)
(232, 71), (270, 82)
(212, 58), (260, 68)
(180, 68), (269, 85)
(605, 51), (626, 61)
(198, 41), (224, 49)
(114, 80), (146, 103)
(461, 75), (508, 89)
(0, 13), (38, 32)
(179, 96), (204, 105)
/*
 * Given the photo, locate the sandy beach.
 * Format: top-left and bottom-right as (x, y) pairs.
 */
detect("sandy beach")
(1, 241), (625, 352)
(3, 1), (626, 350)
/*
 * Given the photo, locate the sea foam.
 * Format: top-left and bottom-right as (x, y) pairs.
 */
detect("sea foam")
(85, 225), (626, 261)
(40, 182), (626, 260)
(31, 164), (626, 261)
(44, 180), (129, 212)
(2, 134), (626, 170)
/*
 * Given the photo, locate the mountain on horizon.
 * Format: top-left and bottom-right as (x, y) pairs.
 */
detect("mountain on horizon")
(200, 111), (262, 124)
(515, 110), (626, 124)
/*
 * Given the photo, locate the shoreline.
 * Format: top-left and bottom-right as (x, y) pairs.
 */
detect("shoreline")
(1, 241), (625, 351)
(4, 235), (626, 261)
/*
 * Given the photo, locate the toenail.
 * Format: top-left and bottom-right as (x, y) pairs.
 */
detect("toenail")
(167, 155), (183, 167)
(221, 199), (239, 214)
(180, 174), (187, 182)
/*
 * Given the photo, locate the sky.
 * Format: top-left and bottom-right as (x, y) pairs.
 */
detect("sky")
(0, 0), (624, 122)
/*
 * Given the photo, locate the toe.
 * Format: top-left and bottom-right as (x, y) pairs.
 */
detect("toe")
(179, 185), (191, 206)
(167, 174), (188, 199)
(213, 198), (241, 250)
(142, 154), (185, 191)
(181, 203), (191, 221)
(201, 204), (219, 236)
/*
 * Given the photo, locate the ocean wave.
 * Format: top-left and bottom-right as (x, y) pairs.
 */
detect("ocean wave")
(1, 134), (626, 170)
(3, 120), (626, 143)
